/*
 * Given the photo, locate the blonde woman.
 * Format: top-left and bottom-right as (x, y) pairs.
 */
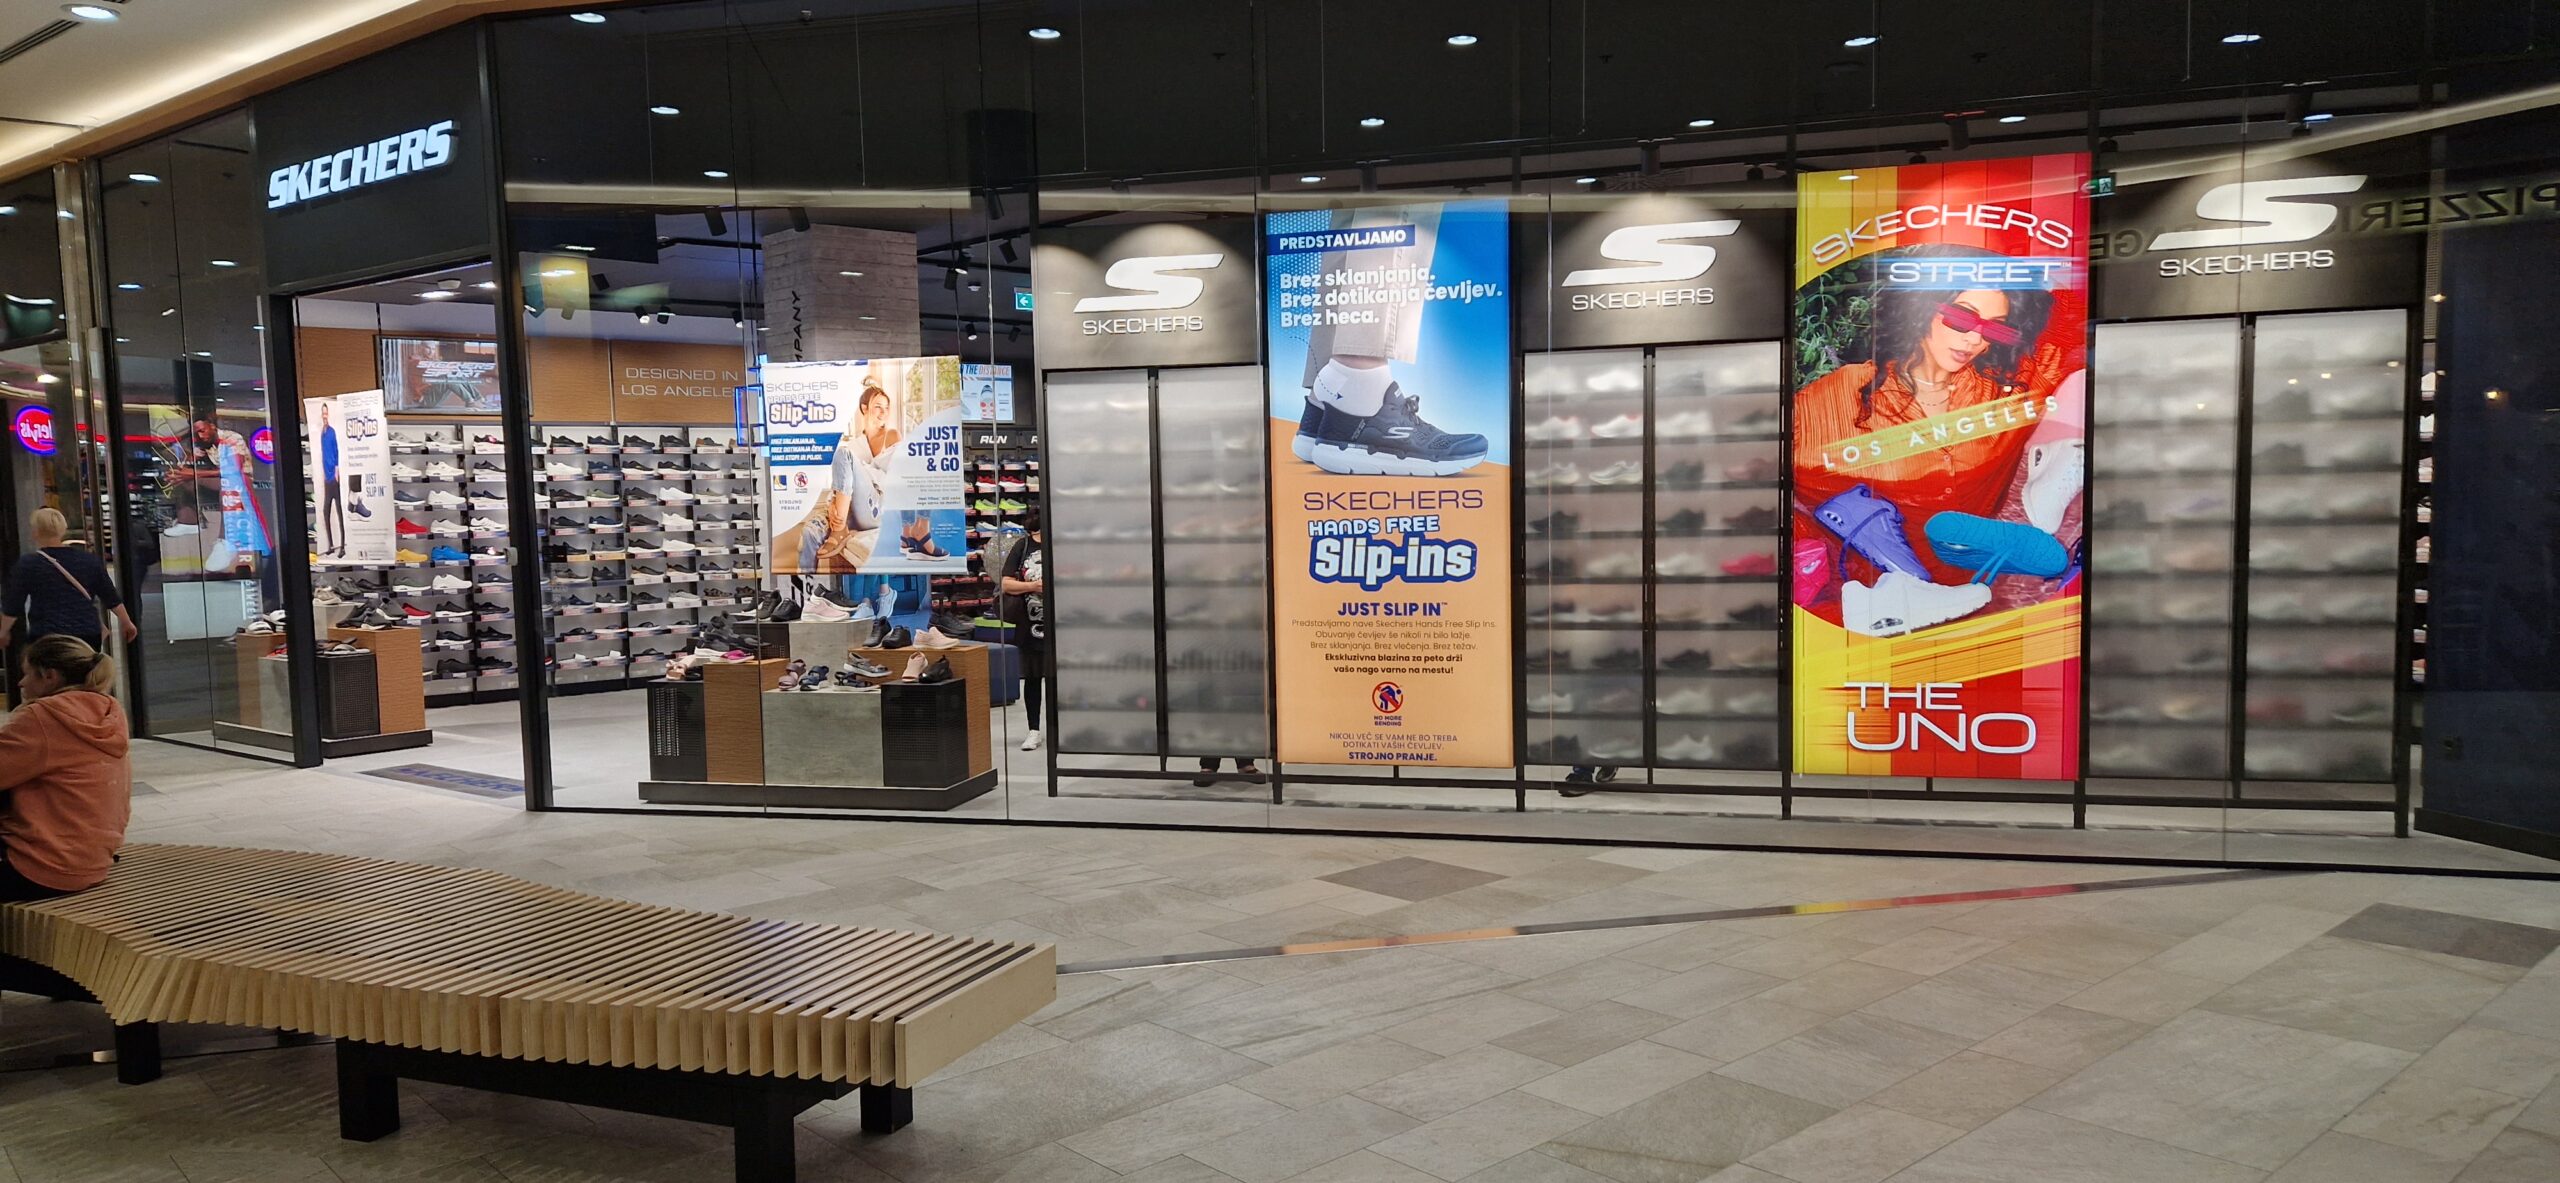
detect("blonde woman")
(0, 636), (129, 900)
(3, 508), (138, 651)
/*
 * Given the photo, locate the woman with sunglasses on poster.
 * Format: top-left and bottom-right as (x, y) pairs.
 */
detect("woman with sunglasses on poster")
(1790, 246), (2072, 634)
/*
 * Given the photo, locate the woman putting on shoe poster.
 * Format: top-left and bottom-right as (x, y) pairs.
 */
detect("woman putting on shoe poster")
(764, 356), (970, 579)
(1788, 156), (2090, 780)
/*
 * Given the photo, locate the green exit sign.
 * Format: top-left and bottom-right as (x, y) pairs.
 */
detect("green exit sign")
(1013, 288), (1034, 311)
(2084, 175), (2115, 198)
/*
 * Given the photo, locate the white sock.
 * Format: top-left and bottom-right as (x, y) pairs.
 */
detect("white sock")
(1310, 359), (1393, 417)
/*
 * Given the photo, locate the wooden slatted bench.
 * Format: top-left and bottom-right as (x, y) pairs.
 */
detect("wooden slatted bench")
(0, 844), (1056, 1182)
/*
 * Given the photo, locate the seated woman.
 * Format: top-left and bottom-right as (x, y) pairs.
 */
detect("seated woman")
(0, 636), (131, 902)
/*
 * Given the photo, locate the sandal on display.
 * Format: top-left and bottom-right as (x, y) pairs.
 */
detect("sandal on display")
(799, 664), (829, 690)
(843, 653), (891, 679)
(778, 658), (807, 690)
(900, 653), (931, 681)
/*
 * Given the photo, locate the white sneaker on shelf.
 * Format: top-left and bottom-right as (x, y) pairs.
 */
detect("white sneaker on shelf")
(1524, 416), (1585, 442)
(390, 462), (424, 479)
(1589, 413), (1645, 439)
(1842, 571), (1991, 637)
(1657, 410), (1713, 438)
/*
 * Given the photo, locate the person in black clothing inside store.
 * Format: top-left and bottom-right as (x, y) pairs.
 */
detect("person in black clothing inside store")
(999, 510), (1047, 751)
(3, 508), (140, 658)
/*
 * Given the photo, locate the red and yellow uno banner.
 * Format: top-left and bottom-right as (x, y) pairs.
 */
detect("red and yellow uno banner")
(1789, 156), (2090, 779)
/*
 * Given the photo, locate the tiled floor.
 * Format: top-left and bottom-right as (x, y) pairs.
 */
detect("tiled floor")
(2, 739), (2558, 1181)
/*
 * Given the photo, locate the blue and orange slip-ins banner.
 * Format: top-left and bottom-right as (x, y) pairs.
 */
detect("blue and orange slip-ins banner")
(1789, 156), (2091, 780)
(1263, 198), (1515, 769)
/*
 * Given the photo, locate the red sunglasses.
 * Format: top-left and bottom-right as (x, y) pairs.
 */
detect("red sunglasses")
(1938, 302), (2023, 346)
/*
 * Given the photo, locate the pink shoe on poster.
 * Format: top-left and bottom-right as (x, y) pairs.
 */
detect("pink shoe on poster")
(1791, 539), (1833, 607)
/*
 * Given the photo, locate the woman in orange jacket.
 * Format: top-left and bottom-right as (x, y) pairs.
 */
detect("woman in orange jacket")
(0, 635), (131, 901)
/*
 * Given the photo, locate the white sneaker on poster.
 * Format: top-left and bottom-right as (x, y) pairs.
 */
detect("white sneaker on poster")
(1841, 571), (1991, 637)
(2022, 438), (2084, 533)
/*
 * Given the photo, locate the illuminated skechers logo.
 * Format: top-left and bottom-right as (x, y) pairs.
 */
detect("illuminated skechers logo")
(266, 120), (456, 210)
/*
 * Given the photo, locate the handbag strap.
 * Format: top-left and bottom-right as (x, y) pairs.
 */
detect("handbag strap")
(36, 549), (93, 602)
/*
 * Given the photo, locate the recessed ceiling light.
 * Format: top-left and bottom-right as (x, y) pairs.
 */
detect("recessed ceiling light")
(1359, 116), (1386, 128)
(476, 281), (497, 290)
(55, 210), (72, 220)
(419, 291), (457, 300)
(193, 350), (212, 357)
(1687, 118), (1717, 128)
(116, 282), (140, 290)
(2302, 112), (2334, 123)
(38, 373), (59, 384)
(0, 206), (15, 216)
(570, 12), (606, 23)
(1844, 35), (1878, 48)
(1299, 175), (1324, 184)
(1446, 33), (1478, 46)
(159, 308), (174, 316)
(1027, 27), (1062, 40)
(703, 169), (730, 179)
(648, 105), (680, 116)
(838, 270), (864, 277)
(1838, 173), (1861, 181)
(113, 337), (128, 343)
(209, 259), (237, 267)
(63, 5), (118, 22)
(858, 314), (877, 321)
(1998, 114), (2026, 123)
(127, 172), (159, 183)
(2222, 32), (2261, 43)
(1575, 176), (1598, 184)
(559, 244), (596, 252)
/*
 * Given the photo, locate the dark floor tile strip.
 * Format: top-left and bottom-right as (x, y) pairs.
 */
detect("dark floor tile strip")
(1056, 867), (2294, 975)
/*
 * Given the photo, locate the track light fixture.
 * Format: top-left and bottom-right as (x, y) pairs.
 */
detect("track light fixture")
(999, 238), (1019, 264)
(789, 206), (811, 232)
(704, 208), (728, 236)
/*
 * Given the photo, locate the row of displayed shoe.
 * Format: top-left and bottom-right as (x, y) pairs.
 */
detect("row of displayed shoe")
(1526, 601), (1780, 628)
(1526, 646), (1778, 674)
(1522, 506), (1780, 533)
(1521, 408), (1780, 442)
(1522, 732), (1779, 768)
(1525, 550), (1778, 579)
(536, 459), (754, 480)
(1523, 686), (1780, 716)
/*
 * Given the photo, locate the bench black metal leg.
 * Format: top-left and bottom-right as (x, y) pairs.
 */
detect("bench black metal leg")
(859, 1084), (911, 1135)
(336, 1043), (401, 1142)
(112, 1022), (160, 1085)
(733, 1091), (801, 1183)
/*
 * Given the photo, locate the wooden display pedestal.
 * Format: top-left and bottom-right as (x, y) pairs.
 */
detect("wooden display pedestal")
(846, 643), (992, 778)
(327, 626), (432, 756)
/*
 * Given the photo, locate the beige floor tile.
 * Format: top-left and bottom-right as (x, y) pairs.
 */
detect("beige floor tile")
(1380, 994), (1568, 1056)
(2469, 974), (2560, 1044)
(1461, 1151), (1621, 1181)
(1881, 1108), (2263, 1183)
(1182, 1095), (1422, 1183)
(1518, 1041), (1719, 1116)
(1490, 1001), (1681, 1067)
(2059, 963), (2229, 1025)
(1863, 1051), (2065, 1131)
(1650, 998), (1833, 1063)
(1714, 1013), (1971, 1109)
(1232, 1039), (1444, 1109)
(1123, 1157), (1248, 1183)
(2335, 1075), (2530, 1162)
(1858, 961), (2089, 1041)
(2405, 1027), (2560, 1098)
(1969, 1005), (2151, 1074)
(1502, 958), (1679, 1012)
(1699, 1168), (1795, 1183)
(2030, 1009), (2413, 1170)
(1610, 922), (1771, 973)
(1373, 1092), (1597, 1180)
(1742, 1104), (1963, 1183)
(1355, 1046), (1560, 1121)
(2202, 937), (2513, 1053)
(2449, 1126), (2560, 1183)
(1851, 929), (2009, 977)
(1719, 930), (1885, 979)
(1277, 1150), (1444, 1182)
(1056, 1085), (1296, 1173)
(1608, 963), (1785, 1019)
(1538, 1074), (1836, 1183)
(1975, 924), (2176, 983)
(2264, 1132), (2463, 1183)
(1755, 962), (1925, 1016)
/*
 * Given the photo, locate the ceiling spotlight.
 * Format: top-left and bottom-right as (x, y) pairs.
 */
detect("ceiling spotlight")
(419, 291), (457, 300)
(702, 169), (730, 179)
(62, 5), (118, 21)
(475, 281), (497, 290)
(570, 12), (606, 23)
(967, 279), (983, 292)
(559, 243), (596, 252)
(1446, 33), (1478, 46)
(2099, 136), (2120, 152)
(209, 259), (237, 268)
(127, 172), (159, 184)
(649, 105), (680, 116)
(838, 270), (864, 277)
(1908, 152), (1928, 165)
(943, 268), (958, 291)
(2222, 32), (2261, 44)
(0, 206), (14, 216)
(1299, 174), (1324, 184)
(1575, 176), (1597, 184)
(1007, 324), (1021, 343)
(636, 309), (649, 322)
(55, 210), (72, 220)
(1745, 165), (1765, 181)
(1687, 118), (1717, 128)
(37, 373), (59, 384)
(1998, 114), (2026, 123)
(2302, 112), (2334, 123)
(655, 311), (671, 324)
(1844, 35), (1878, 48)
(964, 323), (979, 340)
(1359, 116), (1386, 128)
(999, 238), (1019, 264)
(1027, 27), (1062, 40)
(115, 282), (140, 290)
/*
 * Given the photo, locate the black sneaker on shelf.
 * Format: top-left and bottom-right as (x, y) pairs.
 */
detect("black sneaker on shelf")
(1722, 505), (1779, 530)
(660, 434), (686, 449)
(434, 630), (468, 644)
(621, 434), (651, 448)
(1724, 602), (1780, 628)
(1592, 648), (1644, 670)
(585, 461), (618, 477)
(551, 516), (580, 529)
(434, 658), (467, 678)
(1529, 511), (1580, 537)
(1659, 509), (1707, 533)
(473, 656), (514, 673)
(586, 434), (614, 448)
(1662, 648), (1715, 671)
(432, 600), (468, 616)
(474, 626), (510, 642)
(1660, 460), (1705, 485)
(548, 435), (580, 448)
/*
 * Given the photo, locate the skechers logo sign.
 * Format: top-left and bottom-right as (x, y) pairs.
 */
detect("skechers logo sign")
(1561, 220), (1734, 310)
(765, 400), (837, 427)
(266, 120), (456, 210)
(1074, 253), (1221, 334)
(2142, 175), (2364, 277)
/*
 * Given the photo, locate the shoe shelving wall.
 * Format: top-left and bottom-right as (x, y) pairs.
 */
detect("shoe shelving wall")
(1520, 342), (1789, 781)
(941, 429), (1039, 620)
(532, 424), (765, 692)
(1042, 366), (1269, 770)
(2085, 308), (2418, 813)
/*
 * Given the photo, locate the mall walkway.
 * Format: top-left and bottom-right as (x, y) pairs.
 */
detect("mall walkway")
(2, 742), (2556, 1182)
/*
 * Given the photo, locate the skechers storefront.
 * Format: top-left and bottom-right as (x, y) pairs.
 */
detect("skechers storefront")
(13, 1), (2560, 875)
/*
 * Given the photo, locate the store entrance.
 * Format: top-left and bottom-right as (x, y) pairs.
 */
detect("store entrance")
(278, 260), (528, 785)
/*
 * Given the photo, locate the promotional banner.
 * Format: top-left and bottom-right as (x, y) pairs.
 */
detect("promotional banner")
(765, 356), (968, 576)
(2092, 143), (2427, 318)
(378, 336), (501, 414)
(960, 362), (1014, 422)
(1032, 218), (1259, 369)
(1519, 190), (1792, 350)
(1790, 156), (2090, 780)
(306, 389), (391, 567)
(1265, 198), (1513, 768)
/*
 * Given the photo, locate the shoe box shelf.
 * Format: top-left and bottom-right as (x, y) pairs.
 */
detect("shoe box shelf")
(532, 423), (763, 692)
(1522, 341), (1787, 775)
(2086, 309), (2416, 797)
(1044, 367), (1269, 761)
(940, 429), (1040, 619)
